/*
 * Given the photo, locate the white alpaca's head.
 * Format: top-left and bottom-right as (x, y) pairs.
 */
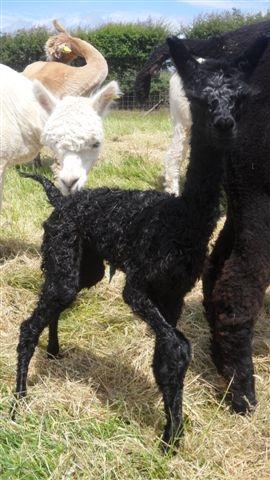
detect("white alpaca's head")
(33, 80), (120, 195)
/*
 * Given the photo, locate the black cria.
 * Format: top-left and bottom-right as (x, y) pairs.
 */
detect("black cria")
(14, 37), (268, 451)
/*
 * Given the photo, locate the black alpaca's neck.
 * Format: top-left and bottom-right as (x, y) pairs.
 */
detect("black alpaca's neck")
(181, 120), (225, 244)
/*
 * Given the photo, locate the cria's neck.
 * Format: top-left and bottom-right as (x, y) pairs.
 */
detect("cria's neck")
(180, 138), (225, 242)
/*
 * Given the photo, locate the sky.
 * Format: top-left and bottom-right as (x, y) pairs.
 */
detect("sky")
(1, 0), (270, 34)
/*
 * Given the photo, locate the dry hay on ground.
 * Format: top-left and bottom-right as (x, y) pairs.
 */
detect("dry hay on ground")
(0, 111), (269, 480)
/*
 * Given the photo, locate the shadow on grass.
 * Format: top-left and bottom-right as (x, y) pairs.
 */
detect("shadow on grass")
(34, 344), (163, 430)
(29, 292), (270, 429)
(10, 286), (270, 430)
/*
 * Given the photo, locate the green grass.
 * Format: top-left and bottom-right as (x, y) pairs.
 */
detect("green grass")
(1, 110), (270, 480)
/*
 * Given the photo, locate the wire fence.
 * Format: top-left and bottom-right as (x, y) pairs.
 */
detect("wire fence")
(115, 91), (170, 111)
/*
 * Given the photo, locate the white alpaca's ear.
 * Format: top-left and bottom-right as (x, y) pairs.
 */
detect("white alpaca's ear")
(90, 81), (121, 117)
(32, 80), (58, 114)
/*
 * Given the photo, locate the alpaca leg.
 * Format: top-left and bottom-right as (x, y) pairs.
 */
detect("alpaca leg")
(47, 317), (60, 358)
(0, 166), (6, 214)
(15, 289), (76, 400)
(123, 278), (191, 449)
(164, 123), (184, 195)
(153, 330), (190, 448)
(33, 153), (42, 168)
(181, 127), (191, 166)
(47, 243), (105, 357)
(209, 249), (270, 413)
(15, 227), (82, 400)
(150, 289), (183, 328)
(203, 217), (234, 328)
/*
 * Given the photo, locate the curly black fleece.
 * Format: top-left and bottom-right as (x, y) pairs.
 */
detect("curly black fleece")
(15, 156), (222, 450)
(14, 37), (268, 450)
(200, 39), (270, 414)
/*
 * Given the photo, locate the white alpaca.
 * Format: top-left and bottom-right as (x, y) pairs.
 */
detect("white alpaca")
(164, 72), (191, 195)
(164, 59), (205, 196)
(0, 64), (120, 211)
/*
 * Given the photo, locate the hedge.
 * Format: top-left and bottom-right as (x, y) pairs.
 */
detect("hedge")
(0, 21), (170, 94)
(1, 10), (270, 95)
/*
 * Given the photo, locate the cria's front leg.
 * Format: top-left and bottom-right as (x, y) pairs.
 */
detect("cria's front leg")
(123, 277), (191, 452)
(153, 330), (191, 452)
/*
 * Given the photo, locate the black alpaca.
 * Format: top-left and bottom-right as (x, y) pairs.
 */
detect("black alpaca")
(201, 40), (270, 412)
(14, 37), (267, 450)
(135, 19), (270, 101)
(136, 21), (270, 415)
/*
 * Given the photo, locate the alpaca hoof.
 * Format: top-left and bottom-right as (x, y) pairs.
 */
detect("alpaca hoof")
(160, 422), (183, 454)
(46, 349), (63, 360)
(231, 394), (257, 415)
(10, 391), (26, 421)
(160, 438), (179, 455)
(10, 399), (18, 421)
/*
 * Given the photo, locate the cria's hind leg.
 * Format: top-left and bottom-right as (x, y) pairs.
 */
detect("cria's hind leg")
(47, 317), (61, 358)
(47, 242), (105, 358)
(15, 284), (78, 403)
(14, 226), (81, 405)
(123, 277), (191, 452)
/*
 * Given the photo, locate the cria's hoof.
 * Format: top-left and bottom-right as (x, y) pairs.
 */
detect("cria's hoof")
(10, 399), (18, 421)
(160, 438), (179, 455)
(10, 392), (26, 421)
(160, 424), (183, 454)
(46, 349), (63, 360)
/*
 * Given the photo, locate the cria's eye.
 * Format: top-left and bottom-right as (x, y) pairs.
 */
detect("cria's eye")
(93, 142), (100, 148)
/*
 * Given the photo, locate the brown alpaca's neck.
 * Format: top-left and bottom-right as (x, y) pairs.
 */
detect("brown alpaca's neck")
(68, 37), (106, 67)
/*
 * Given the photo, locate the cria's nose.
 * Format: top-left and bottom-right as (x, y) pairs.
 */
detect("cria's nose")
(214, 116), (235, 131)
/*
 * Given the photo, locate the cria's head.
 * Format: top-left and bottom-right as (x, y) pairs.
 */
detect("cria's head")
(33, 80), (121, 195)
(167, 35), (269, 148)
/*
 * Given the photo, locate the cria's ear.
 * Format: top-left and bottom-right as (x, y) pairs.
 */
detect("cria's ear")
(167, 36), (199, 78)
(232, 35), (270, 78)
(33, 80), (58, 114)
(90, 81), (121, 117)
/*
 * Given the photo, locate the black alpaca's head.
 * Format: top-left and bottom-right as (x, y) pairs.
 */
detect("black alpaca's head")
(167, 35), (269, 148)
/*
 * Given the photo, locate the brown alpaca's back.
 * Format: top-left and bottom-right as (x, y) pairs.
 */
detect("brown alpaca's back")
(23, 20), (108, 98)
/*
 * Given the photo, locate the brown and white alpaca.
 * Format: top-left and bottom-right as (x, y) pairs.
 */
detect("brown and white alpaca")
(23, 20), (108, 98)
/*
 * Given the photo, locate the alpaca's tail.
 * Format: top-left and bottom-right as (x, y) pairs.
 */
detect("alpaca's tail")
(134, 42), (170, 101)
(19, 172), (63, 208)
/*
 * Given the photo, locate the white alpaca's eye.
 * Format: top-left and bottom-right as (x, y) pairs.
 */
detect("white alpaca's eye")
(93, 141), (100, 148)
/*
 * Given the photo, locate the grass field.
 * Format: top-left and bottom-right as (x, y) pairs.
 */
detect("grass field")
(0, 110), (269, 480)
